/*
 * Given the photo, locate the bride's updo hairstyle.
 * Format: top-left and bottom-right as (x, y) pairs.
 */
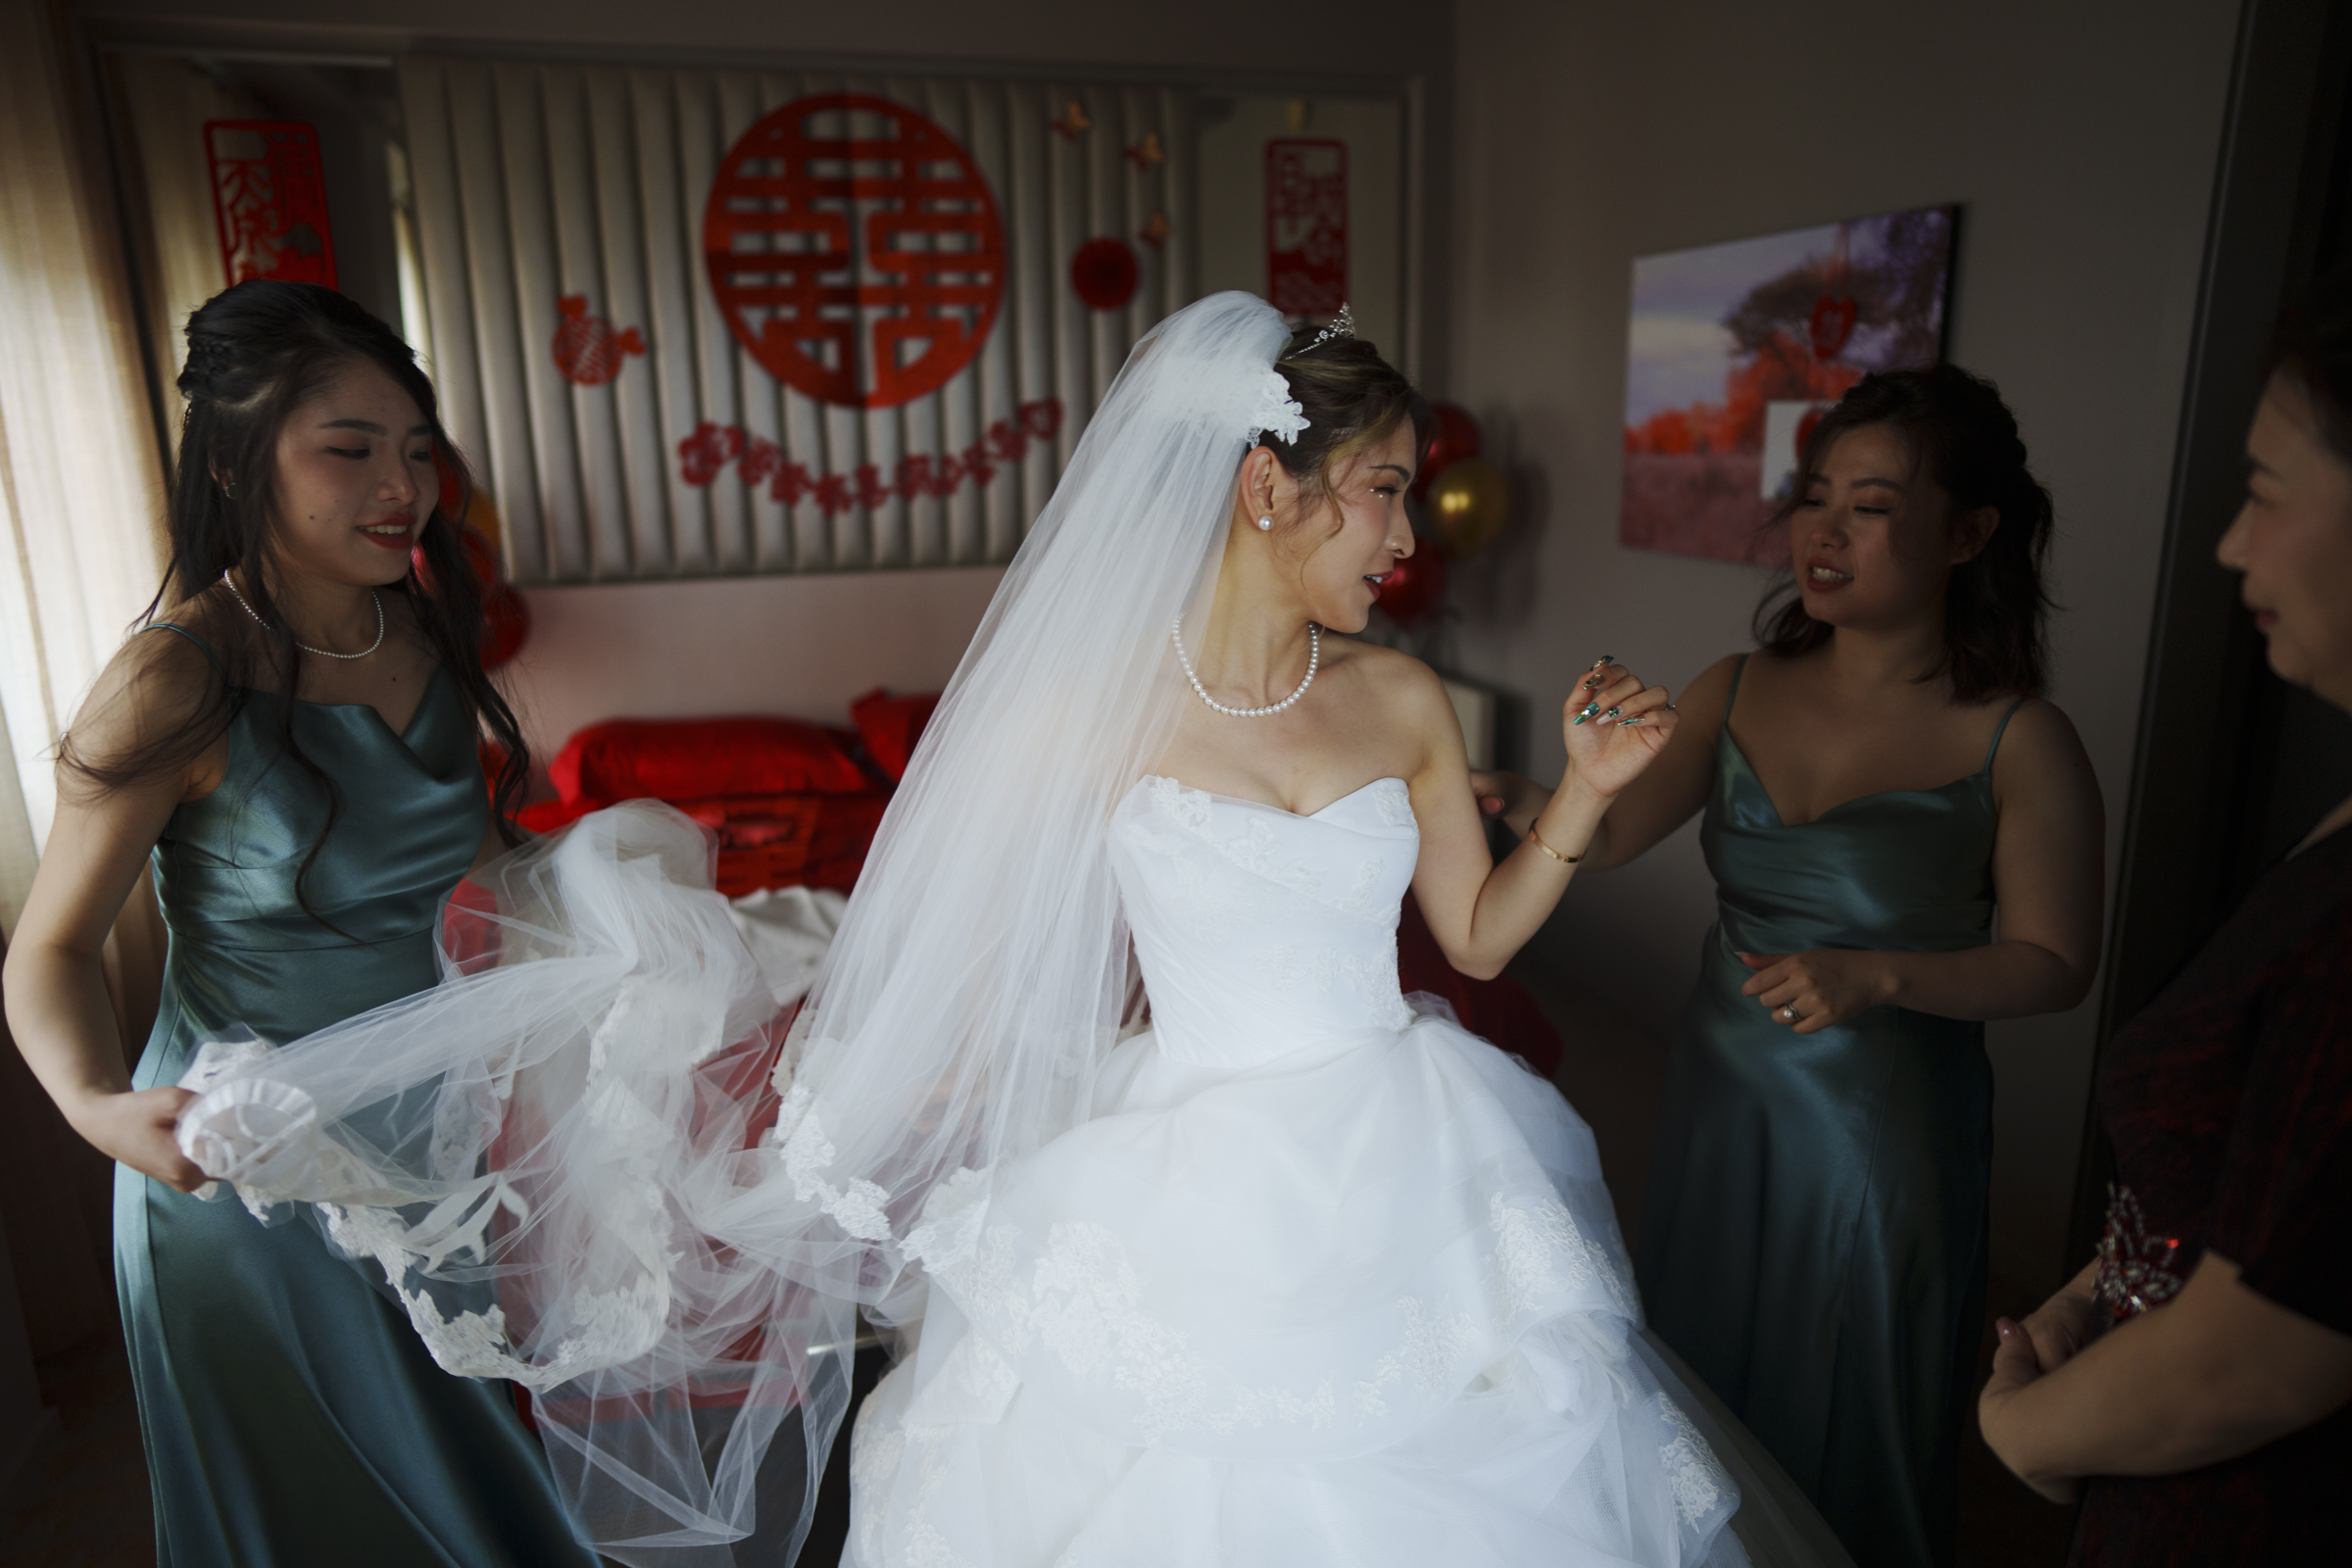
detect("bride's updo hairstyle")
(1756, 362), (2055, 702)
(1255, 321), (1435, 529)
(62, 281), (530, 883)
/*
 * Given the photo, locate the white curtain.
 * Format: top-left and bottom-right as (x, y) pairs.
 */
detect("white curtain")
(397, 57), (1198, 583)
(0, 0), (169, 909)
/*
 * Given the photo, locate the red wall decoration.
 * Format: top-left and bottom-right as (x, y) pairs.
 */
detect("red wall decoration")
(704, 93), (1005, 410)
(552, 295), (645, 386)
(1265, 138), (1346, 318)
(203, 121), (338, 289)
(678, 399), (1062, 514)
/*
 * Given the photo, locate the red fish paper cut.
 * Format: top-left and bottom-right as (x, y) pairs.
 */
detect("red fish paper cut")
(552, 295), (646, 387)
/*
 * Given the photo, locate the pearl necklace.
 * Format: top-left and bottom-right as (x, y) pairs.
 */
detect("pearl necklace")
(220, 570), (384, 660)
(1172, 616), (1320, 717)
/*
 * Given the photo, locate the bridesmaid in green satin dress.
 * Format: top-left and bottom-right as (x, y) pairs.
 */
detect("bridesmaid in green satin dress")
(5, 283), (594, 1567)
(1475, 365), (2106, 1568)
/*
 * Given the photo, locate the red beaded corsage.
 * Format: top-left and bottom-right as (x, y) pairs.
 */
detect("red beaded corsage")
(2094, 1182), (2184, 1319)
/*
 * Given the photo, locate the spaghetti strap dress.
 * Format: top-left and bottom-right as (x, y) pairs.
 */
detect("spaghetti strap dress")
(114, 622), (595, 1568)
(1634, 655), (2022, 1568)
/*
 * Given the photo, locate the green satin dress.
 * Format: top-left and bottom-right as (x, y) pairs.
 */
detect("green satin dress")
(1635, 657), (2018, 1568)
(115, 623), (595, 1568)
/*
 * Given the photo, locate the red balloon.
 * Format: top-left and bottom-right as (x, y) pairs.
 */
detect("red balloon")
(480, 582), (531, 669)
(1413, 403), (1481, 498)
(1375, 545), (1448, 628)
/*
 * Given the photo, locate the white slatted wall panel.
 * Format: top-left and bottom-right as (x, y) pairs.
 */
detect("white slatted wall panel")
(398, 58), (1198, 583)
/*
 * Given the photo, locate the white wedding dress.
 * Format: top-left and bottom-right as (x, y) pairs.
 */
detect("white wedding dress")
(847, 774), (1740, 1567)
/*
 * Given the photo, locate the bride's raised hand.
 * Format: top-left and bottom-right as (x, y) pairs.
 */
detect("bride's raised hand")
(1560, 660), (1677, 799)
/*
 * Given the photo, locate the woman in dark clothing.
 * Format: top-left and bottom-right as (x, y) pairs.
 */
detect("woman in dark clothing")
(1978, 305), (2352, 1564)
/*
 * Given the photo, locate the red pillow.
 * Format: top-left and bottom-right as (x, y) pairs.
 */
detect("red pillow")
(549, 717), (869, 805)
(851, 689), (941, 783)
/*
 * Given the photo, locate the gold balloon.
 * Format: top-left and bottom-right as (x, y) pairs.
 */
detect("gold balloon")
(1425, 457), (1509, 559)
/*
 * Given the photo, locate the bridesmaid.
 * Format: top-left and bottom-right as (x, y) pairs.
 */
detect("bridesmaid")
(1477, 364), (2105, 1567)
(3, 282), (594, 1566)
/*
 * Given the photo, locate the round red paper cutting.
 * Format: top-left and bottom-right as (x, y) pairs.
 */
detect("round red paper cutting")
(704, 93), (1005, 410)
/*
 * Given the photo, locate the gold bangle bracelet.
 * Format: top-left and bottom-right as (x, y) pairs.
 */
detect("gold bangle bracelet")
(1527, 823), (1586, 864)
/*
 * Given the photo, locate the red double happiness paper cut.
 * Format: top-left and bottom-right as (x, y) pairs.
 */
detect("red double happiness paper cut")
(677, 399), (1062, 516)
(705, 93), (1005, 410)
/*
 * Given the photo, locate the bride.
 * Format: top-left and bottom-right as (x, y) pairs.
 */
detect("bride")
(175, 293), (1742, 1567)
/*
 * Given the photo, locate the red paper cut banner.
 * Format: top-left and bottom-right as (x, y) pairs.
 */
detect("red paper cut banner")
(704, 93), (1005, 410)
(677, 399), (1062, 516)
(552, 295), (646, 386)
(204, 121), (338, 289)
(1070, 237), (1139, 312)
(1265, 138), (1346, 318)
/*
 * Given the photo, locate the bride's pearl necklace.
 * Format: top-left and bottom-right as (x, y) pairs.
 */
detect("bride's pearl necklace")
(1172, 616), (1320, 717)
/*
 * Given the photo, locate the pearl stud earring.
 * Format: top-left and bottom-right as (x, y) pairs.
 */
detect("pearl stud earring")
(1256, 514), (1273, 531)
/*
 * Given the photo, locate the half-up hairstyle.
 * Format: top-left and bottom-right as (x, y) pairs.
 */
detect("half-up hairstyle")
(61, 281), (529, 917)
(1257, 321), (1434, 521)
(1754, 362), (2055, 702)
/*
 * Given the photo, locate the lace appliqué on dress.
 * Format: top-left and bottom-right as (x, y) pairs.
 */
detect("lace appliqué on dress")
(1255, 945), (1415, 1030)
(1371, 778), (1414, 829)
(1353, 1297), (1480, 1419)
(1146, 773), (1213, 833)
(1488, 1192), (1636, 1320)
(1654, 1394), (1732, 1529)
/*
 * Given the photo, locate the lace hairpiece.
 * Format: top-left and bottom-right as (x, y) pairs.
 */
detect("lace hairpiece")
(1245, 368), (1308, 447)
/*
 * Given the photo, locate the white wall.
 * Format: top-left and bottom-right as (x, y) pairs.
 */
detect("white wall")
(503, 568), (1002, 767)
(1444, 0), (2240, 1294)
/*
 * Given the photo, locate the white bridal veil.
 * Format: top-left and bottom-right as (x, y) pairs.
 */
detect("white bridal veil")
(175, 293), (1307, 1563)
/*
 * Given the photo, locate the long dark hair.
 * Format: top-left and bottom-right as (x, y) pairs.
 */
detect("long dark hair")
(61, 281), (528, 914)
(1256, 322), (1434, 517)
(1755, 363), (2055, 702)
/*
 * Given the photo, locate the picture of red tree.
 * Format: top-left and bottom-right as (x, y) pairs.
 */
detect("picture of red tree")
(1620, 206), (1953, 563)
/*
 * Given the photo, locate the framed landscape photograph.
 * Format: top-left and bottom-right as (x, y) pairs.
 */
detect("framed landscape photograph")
(1619, 205), (1956, 563)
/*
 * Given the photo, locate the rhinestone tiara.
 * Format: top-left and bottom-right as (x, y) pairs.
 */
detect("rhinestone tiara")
(1308, 304), (1355, 349)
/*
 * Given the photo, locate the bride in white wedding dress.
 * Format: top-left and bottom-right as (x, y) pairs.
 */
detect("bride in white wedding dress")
(173, 293), (1744, 1567)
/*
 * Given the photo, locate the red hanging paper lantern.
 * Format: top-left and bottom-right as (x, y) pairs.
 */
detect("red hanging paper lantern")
(1070, 237), (1140, 312)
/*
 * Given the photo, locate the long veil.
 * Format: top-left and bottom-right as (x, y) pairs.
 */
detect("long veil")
(173, 293), (1305, 1563)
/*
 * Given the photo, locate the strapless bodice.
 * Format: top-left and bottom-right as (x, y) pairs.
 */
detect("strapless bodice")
(1109, 775), (1418, 1067)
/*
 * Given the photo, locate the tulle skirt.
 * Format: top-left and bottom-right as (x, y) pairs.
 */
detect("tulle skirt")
(846, 1007), (1743, 1567)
